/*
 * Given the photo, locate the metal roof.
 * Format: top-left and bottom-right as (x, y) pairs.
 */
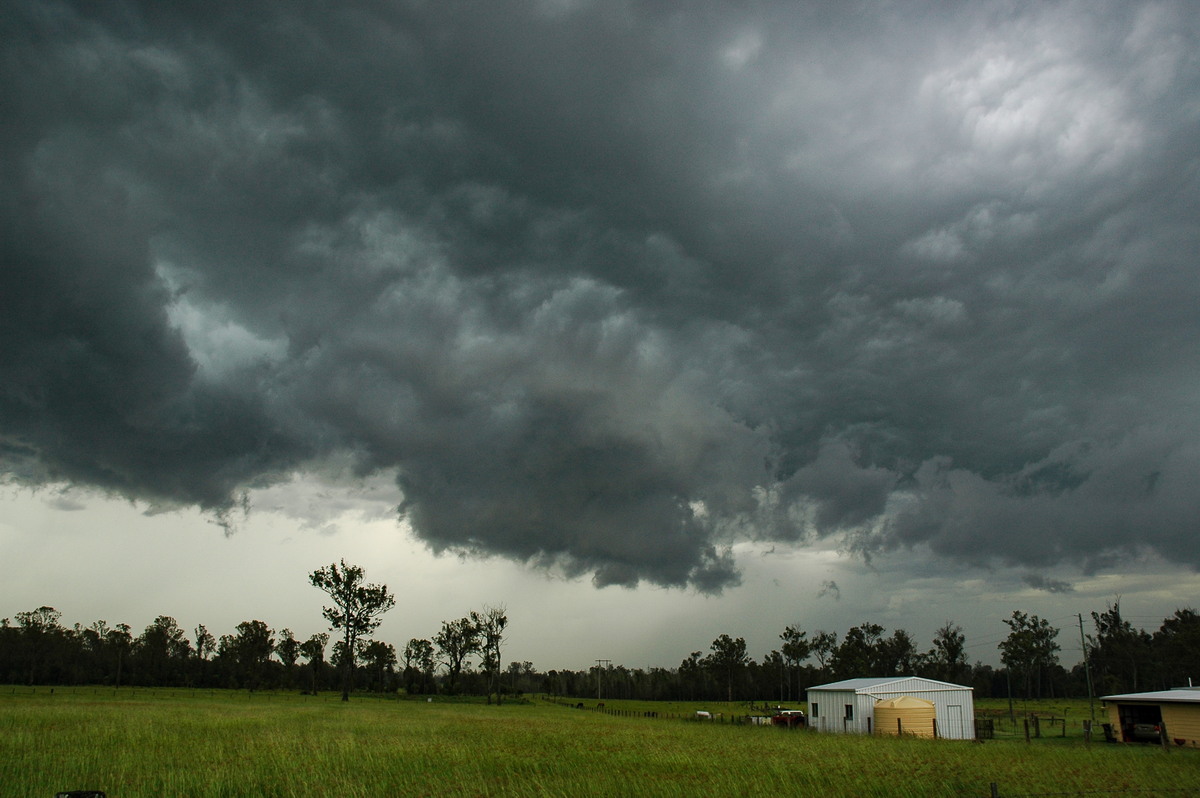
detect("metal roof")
(1101, 688), (1200, 704)
(808, 676), (972, 692)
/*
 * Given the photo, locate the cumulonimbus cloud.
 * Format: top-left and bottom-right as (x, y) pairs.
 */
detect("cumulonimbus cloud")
(2, 1), (1198, 591)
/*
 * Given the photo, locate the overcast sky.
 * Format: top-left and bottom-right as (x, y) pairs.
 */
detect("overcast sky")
(2, 0), (1198, 672)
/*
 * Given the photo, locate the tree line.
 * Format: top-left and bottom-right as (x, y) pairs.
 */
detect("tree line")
(2, 566), (1196, 703)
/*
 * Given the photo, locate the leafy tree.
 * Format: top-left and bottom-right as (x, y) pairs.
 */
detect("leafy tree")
(1089, 600), (1151, 694)
(471, 605), (508, 703)
(15, 606), (64, 685)
(780, 625), (810, 700)
(706, 634), (749, 702)
(1151, 607), (1200, 689)
(136, 616), (191, 685)
(761, 649), (786, 703)
(999, 611), (1060, 699)
(194, 624), (216, 662)
(361, 640), (397, 693)
(229, 620), (275, 690)
(811, 630), (838, 673)
(434, 616), (480, 694)
(879, 628), (920, 675)
(678, 651), (706, 700)
(275, 628), (301, 687)
(830, 622), (884, 678)
(299, 632), (329, 694)
(505, 660), (537, 695)
(107, 624), (132, 688)
(310, 560), (396, 702)
(928, 621), (968, 683)
(403, 638), (436, 694)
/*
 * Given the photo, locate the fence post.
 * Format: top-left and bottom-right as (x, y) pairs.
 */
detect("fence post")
(1023, 718), (1030, 743)
(990, 782), (1000, 798)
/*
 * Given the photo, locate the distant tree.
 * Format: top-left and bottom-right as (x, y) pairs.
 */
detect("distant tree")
(136, 616), (191, 686)
(1089, 600), (1151, 694)
(299, 633), (329, 694)
(78, 620), (110, 681)
(330, 639), (356, 680)
(107, 624), (133, 688)
(780, 625), (810, 700)
(1153, 607), (1200, 689)
(403, 638), (436, 694)
(760, 649), (786, 703)
(310, 560), (396, 702)
(678, 651), (706, 700)
(230, 620), (275, 690)
(194, 624), (216, 662)
(928, 622), (968, 683)
(999, 611), (1060, 699)
(506, 661), (537, 695)
(471, 605), (508, 703)
(434, 616), (480, 694)
(811, 630), (838, 673)
(15, 606), (63, 685)
(706, 634), (749, 702)
(880, 628), (919, 675)
(275, 628), (301, 688)
(361, 640), (397, 693)
(830, 622), (884, 678)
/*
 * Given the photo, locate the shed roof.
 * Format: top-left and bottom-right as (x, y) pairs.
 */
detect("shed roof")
(808, 676), (972, 693)
(1101, 688), (1200, 704)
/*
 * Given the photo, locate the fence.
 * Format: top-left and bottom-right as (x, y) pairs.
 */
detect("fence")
(541, 695), (800, 726)
(979, 786), (1194, 798)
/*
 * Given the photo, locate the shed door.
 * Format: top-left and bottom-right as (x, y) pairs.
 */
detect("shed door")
(946, 704), (963, 738)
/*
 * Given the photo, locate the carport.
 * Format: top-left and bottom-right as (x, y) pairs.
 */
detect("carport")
(1101, 688), (1200, 747)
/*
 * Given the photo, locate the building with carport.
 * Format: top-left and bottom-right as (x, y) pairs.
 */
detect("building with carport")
(806, 676), (975, 740)
(1101, 687), (1200, 747)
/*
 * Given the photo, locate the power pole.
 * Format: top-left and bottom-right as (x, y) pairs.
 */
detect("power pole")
(595, 659), (610, 700)
(1078, 614), (1095, 722)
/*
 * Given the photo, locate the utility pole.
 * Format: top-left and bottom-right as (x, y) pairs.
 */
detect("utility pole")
(595, 659), (610, 700)
(1078, 614), (1095, 722)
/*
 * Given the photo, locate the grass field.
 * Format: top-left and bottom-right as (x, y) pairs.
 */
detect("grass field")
(3, 687), (1198, 797)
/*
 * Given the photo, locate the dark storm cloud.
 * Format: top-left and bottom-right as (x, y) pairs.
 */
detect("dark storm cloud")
(3, 1), (1199, 589)
(1022, 575), (1074, 594)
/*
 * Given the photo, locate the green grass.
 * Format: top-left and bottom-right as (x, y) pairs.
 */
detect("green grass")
(2, 688), (1198, 797)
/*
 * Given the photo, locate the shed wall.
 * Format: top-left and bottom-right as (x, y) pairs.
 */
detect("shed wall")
(1162, 705), (1200, 748)
(807, 689), (873, 734)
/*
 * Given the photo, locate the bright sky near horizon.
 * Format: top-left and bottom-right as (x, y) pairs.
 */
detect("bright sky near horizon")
(3, 1), (1199, 673)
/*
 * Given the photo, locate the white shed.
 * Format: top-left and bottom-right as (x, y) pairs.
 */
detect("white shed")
(806, 676), (975, 740)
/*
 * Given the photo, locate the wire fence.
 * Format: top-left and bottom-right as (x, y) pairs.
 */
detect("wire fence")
(977, 787), (1194, 798)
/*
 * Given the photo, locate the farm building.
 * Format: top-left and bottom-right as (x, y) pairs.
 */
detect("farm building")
(1101, 687), (1200, 748)
(806, 677), (975, 740)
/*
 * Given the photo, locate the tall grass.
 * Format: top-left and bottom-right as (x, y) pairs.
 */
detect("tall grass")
(2, 688), (1197, 797)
